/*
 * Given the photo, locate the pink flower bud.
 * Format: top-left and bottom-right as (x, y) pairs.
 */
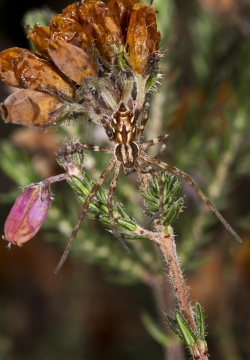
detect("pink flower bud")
(3, 186), (51, 247)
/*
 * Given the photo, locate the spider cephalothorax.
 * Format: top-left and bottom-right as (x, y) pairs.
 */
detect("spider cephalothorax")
(111, 102), (139, 172)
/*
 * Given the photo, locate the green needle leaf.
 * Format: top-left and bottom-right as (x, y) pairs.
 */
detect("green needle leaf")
(175, 312), (197, 347)
(195, 303), (206, 341)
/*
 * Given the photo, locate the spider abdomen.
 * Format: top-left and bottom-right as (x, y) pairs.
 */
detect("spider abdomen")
(115, 142), (139, 170)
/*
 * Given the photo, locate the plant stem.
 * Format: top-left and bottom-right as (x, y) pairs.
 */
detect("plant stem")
(150, 275), (185, 360)
(157, 221), (209, 360)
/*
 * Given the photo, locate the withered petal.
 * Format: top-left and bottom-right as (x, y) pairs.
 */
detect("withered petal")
(13, 49), (75, 99)
(0, 89), (66, 127)
(106, 0), (140, 36)
(126, 3), (161, 75)
(0, 48), (24, 87)
(50, 14), (93, 54)
(61, 2), (81, 21)
(48, 40), (97, 84)
(27, 25), (51, 57)
(78, 1), (124, 59)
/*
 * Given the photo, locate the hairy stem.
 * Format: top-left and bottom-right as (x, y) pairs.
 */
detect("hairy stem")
(157, 222), (209, 360)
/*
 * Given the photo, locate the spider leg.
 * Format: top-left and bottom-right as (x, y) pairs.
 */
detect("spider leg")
(98, 116), (114, 141)
(141, 154), (242, 243)
(125, 134), (170, 177)
(84, 79), (115, 140)
(135, 99), (150, 141)
(55, 156), (116, 274)
(79, 143), (113, 155)
(107, 162), (130, 253)
(141, 134), (170, 160)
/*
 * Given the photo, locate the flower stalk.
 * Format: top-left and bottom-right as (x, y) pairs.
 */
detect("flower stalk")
(158, 223), (209, 359)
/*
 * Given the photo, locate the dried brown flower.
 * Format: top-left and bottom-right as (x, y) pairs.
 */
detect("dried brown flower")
(14, 49), (75, 98)
(106, 0), (139, 36)
(126, 3), (161, 75)
(0, 48), (22, 87)
(27, 25), (51, 57)
(48, 40), (97, 84)
(78, 1), (124, 59)
(0, 90), (66, 127)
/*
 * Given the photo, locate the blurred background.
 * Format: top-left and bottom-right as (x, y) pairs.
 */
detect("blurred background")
(0, 0), (249, 359)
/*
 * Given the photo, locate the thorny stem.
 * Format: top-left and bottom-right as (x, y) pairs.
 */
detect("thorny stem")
(156, 221), (209, 360)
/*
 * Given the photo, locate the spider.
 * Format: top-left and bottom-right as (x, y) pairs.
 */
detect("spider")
(55, 99), (242, 273)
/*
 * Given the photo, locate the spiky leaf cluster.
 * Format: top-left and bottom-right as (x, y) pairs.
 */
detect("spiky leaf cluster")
(141, 172), (184, 226)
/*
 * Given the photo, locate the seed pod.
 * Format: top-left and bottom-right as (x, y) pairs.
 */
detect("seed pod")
(3, 186), (51, 246)
(78, 1), (124, 59)
(27, 25), (51, 57)
(50, 14), (93, 55)
(0, 89), (66, 127)
(48, 40), (97, 84)
(126, 3), (161, 75)
(13, 49), (75, 99)
(0, 48), (23, 87)
(106, 0), (139, 36)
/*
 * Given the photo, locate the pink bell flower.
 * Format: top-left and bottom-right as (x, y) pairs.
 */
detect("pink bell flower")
(3, 185), (51, 246)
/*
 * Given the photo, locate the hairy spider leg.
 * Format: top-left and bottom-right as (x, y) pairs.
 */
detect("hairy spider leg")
(107, 161), (130, 253)
(125, 134), (170, 177)
(55, 156), (116, 274)
(135, 99), (151, 141)
(142, 153), (242, 243)
(79, 144), (113, 155)
(141, 134), (170, 160)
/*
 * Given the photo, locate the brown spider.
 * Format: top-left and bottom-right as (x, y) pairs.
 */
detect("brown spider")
(55, 99), (242, 273)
